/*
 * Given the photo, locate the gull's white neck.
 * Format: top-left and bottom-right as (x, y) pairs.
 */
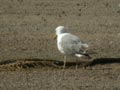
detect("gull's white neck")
(57, 32), (65, 36)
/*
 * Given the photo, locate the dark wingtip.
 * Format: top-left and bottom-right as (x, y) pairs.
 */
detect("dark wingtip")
(83, 54), (92, 59)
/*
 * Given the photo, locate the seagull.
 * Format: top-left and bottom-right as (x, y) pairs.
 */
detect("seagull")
(55, 26), (91, 70)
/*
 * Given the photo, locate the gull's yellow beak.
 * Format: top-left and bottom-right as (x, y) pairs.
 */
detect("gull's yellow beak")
(54, 34), (57, 40)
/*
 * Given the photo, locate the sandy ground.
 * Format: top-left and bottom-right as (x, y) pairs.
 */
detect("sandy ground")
(0, 0), (120, 90)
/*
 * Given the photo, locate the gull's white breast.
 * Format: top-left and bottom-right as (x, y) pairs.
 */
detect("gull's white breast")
(57, 33), (68, 54)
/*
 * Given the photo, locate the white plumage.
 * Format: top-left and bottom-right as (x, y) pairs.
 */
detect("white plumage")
(55, 26), (91, 69)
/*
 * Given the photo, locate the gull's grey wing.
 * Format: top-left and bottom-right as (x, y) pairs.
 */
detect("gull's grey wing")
(60, 33), (86, 55)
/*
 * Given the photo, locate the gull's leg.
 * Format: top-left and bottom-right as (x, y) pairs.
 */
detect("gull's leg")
(75, 57), (78, 70)
(63, 56), (66, 69)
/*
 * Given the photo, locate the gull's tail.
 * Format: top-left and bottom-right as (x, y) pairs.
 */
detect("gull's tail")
(75, 53), (92, 59)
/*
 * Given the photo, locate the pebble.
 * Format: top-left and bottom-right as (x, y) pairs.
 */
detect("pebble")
(118, 4), (120, 7)
(118, 33), (120, 36)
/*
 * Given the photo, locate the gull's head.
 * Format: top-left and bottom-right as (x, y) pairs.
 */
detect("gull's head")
(54, 26), (66, 39)
(55, 26), (66, 36)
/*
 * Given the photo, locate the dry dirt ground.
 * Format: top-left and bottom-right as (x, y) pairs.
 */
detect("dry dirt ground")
(0, 0), (120, 90)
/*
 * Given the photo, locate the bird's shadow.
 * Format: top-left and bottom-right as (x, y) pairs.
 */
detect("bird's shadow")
(54, 58), (120, 67)
(88, 58), (120, 66)
(0, 58), (120, 68)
